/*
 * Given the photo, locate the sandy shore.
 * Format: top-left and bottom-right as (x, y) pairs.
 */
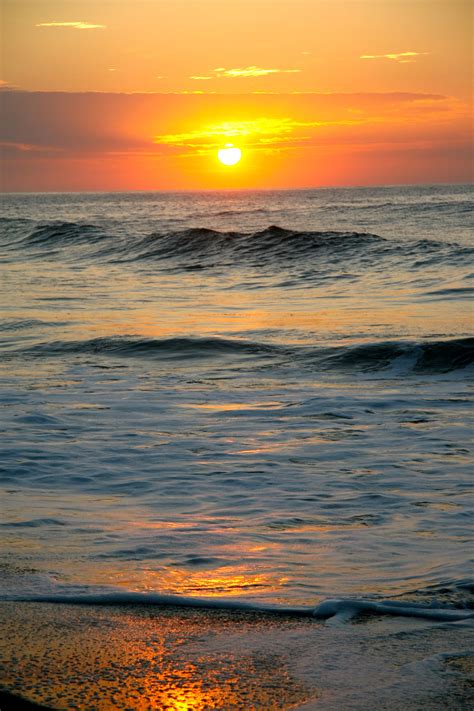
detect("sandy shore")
(1, 601), (473, 710)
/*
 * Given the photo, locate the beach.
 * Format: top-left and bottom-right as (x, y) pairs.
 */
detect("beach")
(1, 600), (473, 709)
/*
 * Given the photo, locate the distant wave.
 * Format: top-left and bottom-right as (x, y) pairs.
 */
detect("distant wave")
(0, 216), (35, 226)
(407, 199), (474, 214)
(16, 335), (474, 374)
(111, 225), (385, 265)
(23, 221), (106, 247)
(324, 199), (474, 214)
(422, 286), (474, 299)
(0, 319), (54, 332)
(2, 221), (472, 270)
(206, 207), (276, 217)
(23, 335), (282, 359)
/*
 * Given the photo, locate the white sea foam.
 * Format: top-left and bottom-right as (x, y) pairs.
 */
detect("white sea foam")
(10, 589), (473, 625)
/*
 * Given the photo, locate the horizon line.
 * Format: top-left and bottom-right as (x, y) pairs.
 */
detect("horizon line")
(2, 181), (471, 196)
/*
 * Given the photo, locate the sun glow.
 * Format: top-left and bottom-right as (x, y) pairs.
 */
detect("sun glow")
(217, 144), (242, 166)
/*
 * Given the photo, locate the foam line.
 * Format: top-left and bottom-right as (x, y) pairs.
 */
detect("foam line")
(15, 592), (474, 624)
(311, 598), (474, 624)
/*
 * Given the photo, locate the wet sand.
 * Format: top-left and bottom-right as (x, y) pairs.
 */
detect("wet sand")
(1, 601), (473, 710)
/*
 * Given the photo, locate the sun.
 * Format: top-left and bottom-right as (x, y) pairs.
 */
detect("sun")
(217, 144), (242, 166)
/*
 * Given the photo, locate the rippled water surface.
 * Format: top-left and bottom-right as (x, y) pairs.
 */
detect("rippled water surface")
(0, 184), (472, 609)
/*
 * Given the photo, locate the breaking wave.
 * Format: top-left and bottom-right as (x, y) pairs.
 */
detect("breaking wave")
(16, 335), (474, 374)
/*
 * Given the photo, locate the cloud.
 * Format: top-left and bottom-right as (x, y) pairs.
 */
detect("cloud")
(190, 66), (301, 80)
(0, 79), (20, 90)
(0, 141), (63, 156)
(216, 66), (301, 78)
(1, 90), (466, 158)
(360, 51), (428, 64)
(156, 118), (296, 145)
(36, 21), (106, 30)
(2, 90), (470, 189)
(155, 117), (366, 151)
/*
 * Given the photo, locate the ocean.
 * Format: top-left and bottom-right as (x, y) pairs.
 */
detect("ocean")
(1, 184), (473, 708)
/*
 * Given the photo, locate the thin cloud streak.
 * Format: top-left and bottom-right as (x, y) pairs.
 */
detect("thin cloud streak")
(36, 22), (106, 30)
(190, 66), (301, 80)
(215, 66), (301, 78)
(360, 51), (428, 63)
(0, 140), (63, 154)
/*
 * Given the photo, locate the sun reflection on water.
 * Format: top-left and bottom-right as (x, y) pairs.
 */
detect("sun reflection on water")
(140, 565), (289, 597)
(1, 603), (316, 710)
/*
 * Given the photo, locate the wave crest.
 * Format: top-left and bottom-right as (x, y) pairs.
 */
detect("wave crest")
(23, 222), (105, 247)
(125, 225), (384, 264)
(18, 335), (474, 374)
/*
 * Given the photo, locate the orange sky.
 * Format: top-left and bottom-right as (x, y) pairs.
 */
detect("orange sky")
(1, 0), (472, 190)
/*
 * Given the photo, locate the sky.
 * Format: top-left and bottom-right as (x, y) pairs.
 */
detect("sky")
(1, 0), (472, 191)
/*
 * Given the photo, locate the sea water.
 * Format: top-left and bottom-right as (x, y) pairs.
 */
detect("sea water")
(0, 184), (473, 617)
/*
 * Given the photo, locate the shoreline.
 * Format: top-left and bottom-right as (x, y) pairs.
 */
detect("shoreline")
(1, 601), (473, 710)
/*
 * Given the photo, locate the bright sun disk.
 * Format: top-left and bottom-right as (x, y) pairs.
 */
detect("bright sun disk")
(217, 144), (242, 166)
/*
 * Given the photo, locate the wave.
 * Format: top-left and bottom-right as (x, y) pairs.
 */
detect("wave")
(0, 221), (384, 261)
(22, 335), (282, 359)
(0, 216), (35, 227)
(408, 199), (474, 214)
(0, 517), (67, 528)
(22, 221), (105, 248)
(13, 590), (474, 625)
(2, 220), (471, 271)
(422, 286), (474, 298)
(15, 335), (474, 374)
(322, 337), (474, 374)
(114, 225), (385, 265)
(327, 199), (474, 214)
(208, 207), (276, 217)
(0, 319), (52, 332)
